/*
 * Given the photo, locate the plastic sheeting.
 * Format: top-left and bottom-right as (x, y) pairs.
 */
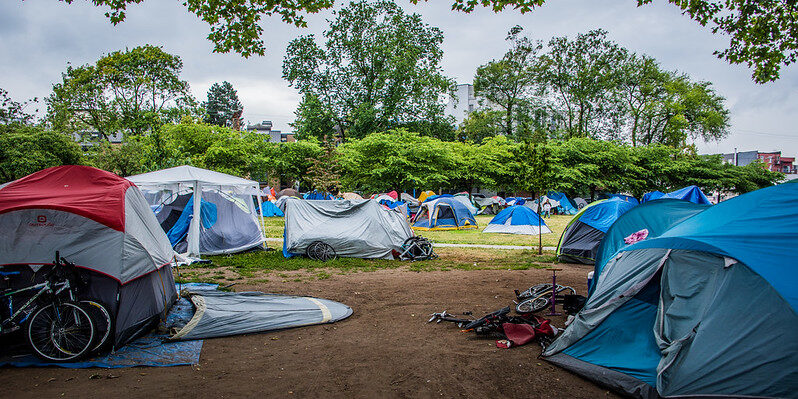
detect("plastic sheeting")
(260, 200), (284, 217)
(283, 198), (413, 259)
(168, 290), (353, 341)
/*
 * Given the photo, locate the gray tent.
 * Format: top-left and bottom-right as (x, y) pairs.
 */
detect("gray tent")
(283, 198), (413, 259)
(168, 290), (352, 340)
(573, 197), (588, 209)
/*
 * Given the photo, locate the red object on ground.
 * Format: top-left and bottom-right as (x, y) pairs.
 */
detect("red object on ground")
(0, 165), (133, 231)
(502, 323), (537, 346)
(387, 190), (398, 200)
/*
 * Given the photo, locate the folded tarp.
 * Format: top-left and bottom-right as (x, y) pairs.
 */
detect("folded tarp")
(168, 291), (352, 341)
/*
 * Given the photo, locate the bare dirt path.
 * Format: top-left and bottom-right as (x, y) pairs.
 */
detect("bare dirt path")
(0, 265), (617, 399)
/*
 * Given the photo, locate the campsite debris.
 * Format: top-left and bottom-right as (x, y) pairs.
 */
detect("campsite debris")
(428, 306), (557, 348)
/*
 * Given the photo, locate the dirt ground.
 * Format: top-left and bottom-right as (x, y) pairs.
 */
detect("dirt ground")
(0, 265), (619, 398)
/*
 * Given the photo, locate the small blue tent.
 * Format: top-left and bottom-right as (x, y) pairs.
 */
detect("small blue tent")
(303, 191), (334, 200)
(412, 197), (477, 230)
(482, 205), (551, 235)
(546, 191), (578, 215)
(260, 201), (284, 217)
(543, 183), (798, 398)
(642, 185), (711, 205)
(556, 197), (637, 264)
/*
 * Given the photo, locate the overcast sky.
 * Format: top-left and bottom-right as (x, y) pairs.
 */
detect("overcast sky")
(1, 0), (796, 157)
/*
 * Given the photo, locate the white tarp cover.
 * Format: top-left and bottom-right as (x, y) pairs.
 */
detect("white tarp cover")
(283, 198), (413, 259)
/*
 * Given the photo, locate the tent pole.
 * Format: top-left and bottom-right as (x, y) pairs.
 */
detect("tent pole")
(256, 190), (267, 250)
(188, 181), (202, 257)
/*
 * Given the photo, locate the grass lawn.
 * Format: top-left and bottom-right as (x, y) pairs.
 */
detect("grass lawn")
(260, 214), (573, 248)
(177, 246), (562, 285)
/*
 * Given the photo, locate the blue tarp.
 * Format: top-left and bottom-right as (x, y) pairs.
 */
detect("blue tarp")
(166, 194), (218, 246)
(625, 183), (798, 310)
(577, 197), (638, 233)
(547, 191), (578, 215)
(641, 191), (664, 202)
(0, 284), (210, 368)
(504, 197), (526, 206)
(642, 186), (711, 205)
(303, 191), (334, 200)
(607, 194), (639, 204)
(489, 205), (547, 227)
(261, 201), (284, 217)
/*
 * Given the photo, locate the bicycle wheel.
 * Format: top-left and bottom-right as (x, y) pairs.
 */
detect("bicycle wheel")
(516, 295), (551, 313)
(80, 299), (113, 353)
(307, 241), (336, 262)
(28, 302), (95, 362)
(518, 284), (551, 299)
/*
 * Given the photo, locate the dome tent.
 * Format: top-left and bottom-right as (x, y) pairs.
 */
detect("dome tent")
(556, 197), (638, 264)
(0, 166), (177, 347)
(128, 165), (266, 256)
(483, 205), (551, 235)
(412, 197), (477, 230)
(543, 183), (798, 398)
(546, 191), (578, 215)
(643, 185), (711, 205)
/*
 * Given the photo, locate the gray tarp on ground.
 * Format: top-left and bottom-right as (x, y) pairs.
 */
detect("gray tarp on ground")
(168, 290), (352, 340)
(283, 198), (413, 259)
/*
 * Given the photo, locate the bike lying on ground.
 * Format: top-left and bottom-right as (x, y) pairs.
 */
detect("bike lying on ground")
(0, 252), (113, 361)
(514, 283), (576, 314)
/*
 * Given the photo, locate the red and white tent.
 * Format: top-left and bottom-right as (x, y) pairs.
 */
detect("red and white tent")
(0, 165), (177, 346)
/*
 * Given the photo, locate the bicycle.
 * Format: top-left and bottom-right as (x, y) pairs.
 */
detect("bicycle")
(0, 252), (98, 361)
(514, 283), (576, 314)
(399, 236), (437, 261)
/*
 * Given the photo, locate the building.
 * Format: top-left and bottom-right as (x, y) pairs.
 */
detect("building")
(246, 120), (295, 143)
(723, 150), (796, 174)
(444, 84), (480, 126)
(71, 131), (124, 148)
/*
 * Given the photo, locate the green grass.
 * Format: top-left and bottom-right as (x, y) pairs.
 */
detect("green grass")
(261, 214), (573, 247)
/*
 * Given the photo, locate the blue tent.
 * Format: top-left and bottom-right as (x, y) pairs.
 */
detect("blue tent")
(640, 190), (664, 202)
(546, 191), (578, 215)
(483, 205), (551, 235)
(303, 191), (334, 200)
(412, 197), (477, 230)
(556, 197), (637, 264)
(166, 194), (217, 246)
(606, 194), (639, 204)
(642, 185), (711, 205)
(543, 183), (798, 398)
(260, 200), (284, 217)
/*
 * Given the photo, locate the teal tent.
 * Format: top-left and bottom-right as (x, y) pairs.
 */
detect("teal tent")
(543, 184), (798, 398)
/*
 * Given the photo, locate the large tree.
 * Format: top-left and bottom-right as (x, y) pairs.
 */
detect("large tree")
(0, 88), (38, 126)
(473, 26), (540, 139)
(203, 81), (243, 127)
(0, 125), (82, 183)
(282, 0), (453, 140)
(52, 1), (795, 83)
(47, 45), (193, 138)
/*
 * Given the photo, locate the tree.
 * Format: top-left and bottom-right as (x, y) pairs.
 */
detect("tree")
(337, 129), (453, 192)
(282, 0), (453, 141)
(203, 81), (243, 127)
(305, 140), (341, 192)
(47, 45), (193, 138)
(473, 26), (540, 139)
(1, 88), (38, 126)
(0, 126), (82, 183)
(86, 140), (145, 177)
(535, 29), (628, 140)
(291, 93), (338, 141)
(456, 109), (504, 143)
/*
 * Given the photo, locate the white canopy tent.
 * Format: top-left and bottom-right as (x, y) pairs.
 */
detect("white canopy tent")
(128, 165), (266, 256)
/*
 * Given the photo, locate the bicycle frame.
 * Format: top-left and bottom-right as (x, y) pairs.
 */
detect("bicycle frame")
(1, 279), (72, 335)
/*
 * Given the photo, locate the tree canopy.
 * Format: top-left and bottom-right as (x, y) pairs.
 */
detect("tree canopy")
(203, 81), (243, 127)
(283, 0), (453, 141)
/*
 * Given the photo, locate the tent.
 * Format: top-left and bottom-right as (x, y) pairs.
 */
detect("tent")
(641, 190), (664, 203)
(547, 191), (578, 215)
(451, 193), (479, 216)
(653, 185), (711, 205)
(417, 190), (436, 203)
(556, 197), (638, 264)
(400, 192), (420, 207)
(128, 166), (266, 256)
(412, 197), (477, 230)
(543, 183), (798, 398)
(341, 192), (364, 200)
(261, 200), (284, 217)
(303, 190), (334, 200)
(606, 194), (639, 204)
(482, 205), (551, 235)
(283, 199), (413, 259)
(573, 197), (588, 209)
(474, 196), (503, 215)
(277, 188), (300, 198)
(0, 166), (177, 347)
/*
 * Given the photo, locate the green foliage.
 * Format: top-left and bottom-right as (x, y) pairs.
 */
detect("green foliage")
(282, 0), (453, 140)
(291, 93), (338, 141)
(46, 45), (194, 138)
(0, 125), (82, 183)
(456, 109), (504, 143)
(338, 129), (453, 192)
(203, 81), (243, 127)
(257, 139), (323, 189)
(86, 140), (145, 177)
(0, 88), (38, 126)
(305, 140), (341, 192)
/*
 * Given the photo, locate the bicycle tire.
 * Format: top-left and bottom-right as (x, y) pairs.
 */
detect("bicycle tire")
(516, 296), (551, 313)
(80, 299), (114, 353)
(307, 241), (336, 262)
(28, 302), (95, 362)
